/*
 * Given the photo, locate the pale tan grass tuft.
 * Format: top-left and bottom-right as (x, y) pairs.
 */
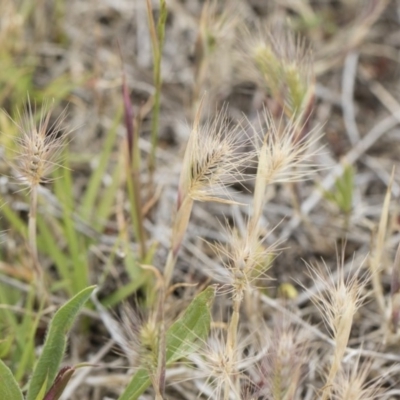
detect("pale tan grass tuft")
(332, 355), (383, 400)
(250, 110), (321, 231)
(188, 325), (261, 400)
(13, 99), (69, 188)
(306, 253), (371, 400)
(179, 105), (253, 205)
(254, 318), (310, 400)
(206, 223), (280, 399)
(164, 105), (254, 286)
(210, 224), (279, 300)
(256, 111), (320, 185)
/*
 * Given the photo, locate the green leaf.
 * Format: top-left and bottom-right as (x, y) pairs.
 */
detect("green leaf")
(53, 155), (90, 293)
(26, 285), (96, 400)
(37, 215), (72, 295)
(166, 286), (215, 363)
(0, 359), (23, 400)
(321, 163), (354, 214)
(118, 286), (215, 400)
(34, 374), (48, 400)
(117, 368), (151, 400)
(101, 275), (147, 308)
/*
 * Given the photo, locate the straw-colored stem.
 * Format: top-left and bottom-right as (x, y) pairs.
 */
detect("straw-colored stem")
(224, 290), (242, 400)
(163, 250), (177, 289)
(223, 378), (230, 400)
(320, 348), (342, 400)
(249, 137), (268, 234)
(321, 319), (350, 400)
(28, 184), (41, 279)
(164, 195), (194, 287)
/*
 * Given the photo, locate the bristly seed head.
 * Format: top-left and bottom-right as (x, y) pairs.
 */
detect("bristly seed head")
(179, 105), (254, 205)
(306, 255), (370, 341)
(13, 98), (69, 188)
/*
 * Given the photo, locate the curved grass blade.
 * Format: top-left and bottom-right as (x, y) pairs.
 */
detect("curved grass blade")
(26, 285), (96, 400)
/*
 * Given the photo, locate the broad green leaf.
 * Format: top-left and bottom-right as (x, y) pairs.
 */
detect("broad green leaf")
(27, 285), (96, 400)
(118, 286), (215, 400)
(0, 359), (23, 400)
(166, 286), (215, 363)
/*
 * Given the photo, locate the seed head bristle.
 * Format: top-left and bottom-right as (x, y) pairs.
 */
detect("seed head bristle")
(210, 225), (279, 299)
(307, 258), (370, 338)
(180, 106), (253, 205)
(254, 318), (310, 399)
(255, 110), (320, 185)
(243, 26), (314, 119)
(13, 99), (69, 188)
(188, 325), (258, 400)
(332, 356), (383, 400)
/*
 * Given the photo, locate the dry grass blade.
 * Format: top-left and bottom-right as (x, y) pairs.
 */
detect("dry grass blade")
(369, 168), (394, 314)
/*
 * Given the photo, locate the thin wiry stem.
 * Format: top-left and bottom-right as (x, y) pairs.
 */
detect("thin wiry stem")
(28, 184), (41, 279)
(224, 291), (241, 399)
(147, 0), (168, 174)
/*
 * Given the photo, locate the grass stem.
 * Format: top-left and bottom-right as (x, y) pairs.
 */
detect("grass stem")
(147, 0), (168, 174)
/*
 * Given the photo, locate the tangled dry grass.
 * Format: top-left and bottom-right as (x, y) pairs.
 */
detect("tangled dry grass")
(1, 0), (400, 399)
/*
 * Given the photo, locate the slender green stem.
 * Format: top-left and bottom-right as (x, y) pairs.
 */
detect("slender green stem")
(147, 0), (168, 173)
(155, 282), (166, 399)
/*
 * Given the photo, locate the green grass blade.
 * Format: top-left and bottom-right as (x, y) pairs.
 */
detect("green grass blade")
(37, 216), (72, 294)
(80, 107), (121, 221)
(34, 376), (49, 400)
(26, 285), (96, 400)
(0, 200), (28, 238)
(53, 155), (89, 293)
(95, 159), (123, 231)
(118, 286), (215, 400)
(14, 289), (40, 382)
(101, 275), (147, 308)
(117, 368), (150, 400)
(0, 359), (23, 400)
